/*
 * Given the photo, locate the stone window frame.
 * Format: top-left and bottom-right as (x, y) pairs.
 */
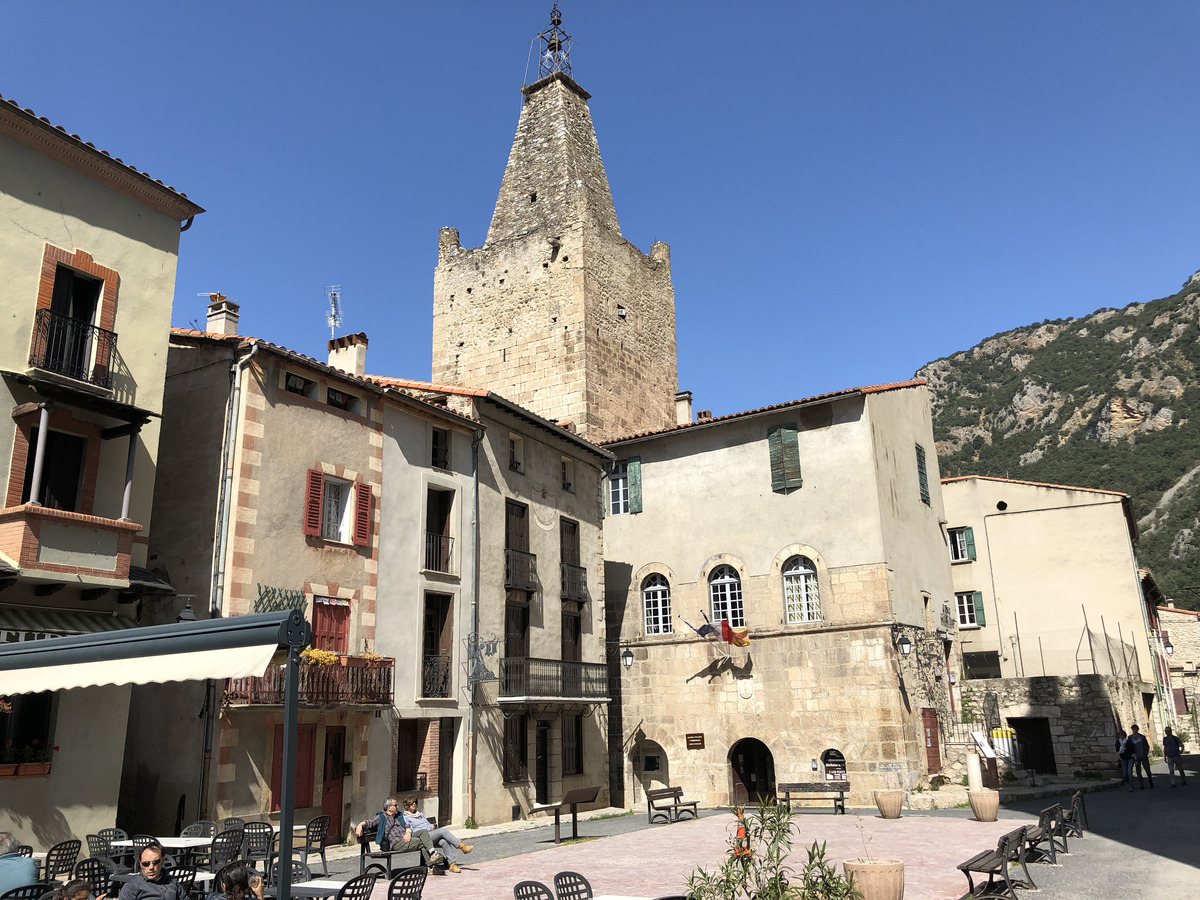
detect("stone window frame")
(632, 563), (676, 639)
(701, 554), (747, 629)
(34, 245), (120, 335)
(768, 544), (832, 628)
(782, 555), (822, 624)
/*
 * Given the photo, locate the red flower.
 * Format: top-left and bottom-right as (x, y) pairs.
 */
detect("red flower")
(31, 739), (39, 746)
(52, 746), (59, 752)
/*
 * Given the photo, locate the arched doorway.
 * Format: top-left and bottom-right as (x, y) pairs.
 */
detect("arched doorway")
(729, 737), (776, 804)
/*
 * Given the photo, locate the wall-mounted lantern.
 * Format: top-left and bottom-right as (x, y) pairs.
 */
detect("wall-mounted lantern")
(621, 647), (635, 670)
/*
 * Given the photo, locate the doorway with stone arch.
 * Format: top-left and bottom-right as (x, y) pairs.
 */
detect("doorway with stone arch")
(729, 737), (776, 805)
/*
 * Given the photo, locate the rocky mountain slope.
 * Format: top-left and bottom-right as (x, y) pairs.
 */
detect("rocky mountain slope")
(918, 270), (1200, 609)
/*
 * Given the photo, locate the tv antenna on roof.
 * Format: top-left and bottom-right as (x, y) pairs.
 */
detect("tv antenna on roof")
(325, 285), (343, 338)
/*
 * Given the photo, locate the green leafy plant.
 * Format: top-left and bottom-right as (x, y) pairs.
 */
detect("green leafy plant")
(1002, 771), (1017, 783)
(300, 647), (339, 666)
(590, 808), (634, 820)
(463, 816), (478, 830)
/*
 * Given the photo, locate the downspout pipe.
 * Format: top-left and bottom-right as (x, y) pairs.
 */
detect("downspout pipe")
(198, 340), (259, 816)
(466, 426), (483, 823)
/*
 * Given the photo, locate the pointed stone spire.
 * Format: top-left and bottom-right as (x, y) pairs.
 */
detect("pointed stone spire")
(484, 9), (619, 245)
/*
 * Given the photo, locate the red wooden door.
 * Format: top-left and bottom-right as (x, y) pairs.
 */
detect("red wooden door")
(921, 708), (942, 774)
(321, 727), (346, 841)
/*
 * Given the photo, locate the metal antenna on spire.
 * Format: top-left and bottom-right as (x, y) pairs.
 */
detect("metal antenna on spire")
(536, 3), (573, 79)
(325, 285), (343, 338)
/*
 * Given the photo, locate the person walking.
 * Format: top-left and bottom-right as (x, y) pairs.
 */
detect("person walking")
(1116, 729), (1134, 790)
(1163, 726), (1187, 787)
(1127, 724), (1153, 789)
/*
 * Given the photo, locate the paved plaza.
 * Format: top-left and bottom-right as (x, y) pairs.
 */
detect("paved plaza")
(312, 759), (1197, 899)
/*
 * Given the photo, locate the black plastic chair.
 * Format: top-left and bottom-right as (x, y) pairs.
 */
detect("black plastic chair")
(332, 873), (377, 900)
(0, 884), (56, 900)
(553, 872), (592, 900)
(513, 881), (554, 900)
(209, 830), (245, 873)
(97, 830), (131, 868)
(168, 865), (197, 899)
(15, 846), (33, 858)
(242, 822), (274, 866)
(386, 867), (426, 900)
(213, 860), (255, 894)
(180, 821), (216, 839)
(73, 856), (117, 892)
(85, 835), (111, 859)
(268, 858), (311, 888)
(43, 840), (81, 881)
(300, 816), (331, 877)
(221, 818), (247, 836)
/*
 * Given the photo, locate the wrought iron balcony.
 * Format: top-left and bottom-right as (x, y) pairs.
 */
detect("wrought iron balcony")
(29, 308), (117, 389)
(225, 656), (394, 706)
(422, 654), (451, 698)
(499, 656), (609, 702)
(424, 532), (454, 574)
(561, 563), (587, 601)
(505, 548), (538, 592)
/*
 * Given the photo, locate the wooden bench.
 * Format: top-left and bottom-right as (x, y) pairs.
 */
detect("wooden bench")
(1024, 804), (1068, 865)
(646, 786), (699, 825)
(1062, 790), (1087, 839)
(777, 782), (851, 815)
(357, 816), (438, 876)
(957, 826), (1029, 900)
(530, 785), (601, 844)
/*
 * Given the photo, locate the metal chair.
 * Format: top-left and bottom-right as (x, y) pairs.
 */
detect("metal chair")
(180, 821), (216, 839)
(14, 846), (33, 858)
(42, 840), (81, 881)
(268, 858), (311, 888)
(209, 830), (245, 873)
(242, 822), (274, 866)
(332, 874), (377, 900)
(513, 882), (555, 900)
(300, 815), (331, 877)
(73, 857), (117, 896)
(553, 872), (593, 900)
(386, 867), (427, 900)
(0, 885), (56, 900)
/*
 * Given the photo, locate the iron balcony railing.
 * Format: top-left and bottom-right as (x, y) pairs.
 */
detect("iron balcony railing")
(424, 532), (454, 573)
(226, 657), (394, 706)
(505, 548), (538, 592)
(29, 308), (117, 389)
(422, 654), (451, 698)
(560, 563), (587, 601)
(499, 656), (608, 701)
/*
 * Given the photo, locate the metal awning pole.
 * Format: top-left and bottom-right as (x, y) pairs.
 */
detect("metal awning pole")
(277, 641), (301, 900)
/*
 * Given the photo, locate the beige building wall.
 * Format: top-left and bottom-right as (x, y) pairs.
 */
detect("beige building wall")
(603, 383), (956, 809)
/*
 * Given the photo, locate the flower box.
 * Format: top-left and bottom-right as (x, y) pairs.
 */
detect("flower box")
(0, 763), (18, 777)
(16, 762), (51, 776)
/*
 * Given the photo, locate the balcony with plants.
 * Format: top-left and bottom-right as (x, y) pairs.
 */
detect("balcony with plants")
(225, 648), (394, 706)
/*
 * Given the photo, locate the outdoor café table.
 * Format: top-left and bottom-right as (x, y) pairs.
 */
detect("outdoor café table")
(264, 878), (348, 899)
(112, 837), (215, 866)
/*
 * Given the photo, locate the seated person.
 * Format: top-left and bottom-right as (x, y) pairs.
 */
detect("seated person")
(117, 842), (188, 900)
(355, 798), (443, 873)
(0, 833), (38, 896)
(54, 879), (103, 900)
(205, 861), (263, 900)
(401, 797), (473, 874)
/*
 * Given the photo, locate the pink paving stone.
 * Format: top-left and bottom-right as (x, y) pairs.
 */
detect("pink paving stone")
(367, 810), (1024, 900)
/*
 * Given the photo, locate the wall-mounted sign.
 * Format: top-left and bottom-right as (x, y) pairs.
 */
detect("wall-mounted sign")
(685, 733), (705, 750)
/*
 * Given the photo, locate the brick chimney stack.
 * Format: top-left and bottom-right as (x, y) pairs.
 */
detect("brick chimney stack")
(328, 332), (368, 376)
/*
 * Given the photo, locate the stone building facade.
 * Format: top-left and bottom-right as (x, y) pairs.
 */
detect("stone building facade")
(431, 72), (678, 443)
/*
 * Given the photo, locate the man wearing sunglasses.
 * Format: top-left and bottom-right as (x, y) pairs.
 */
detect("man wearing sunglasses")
(117, 842), (189, 900)
(356, 798), (444, 875)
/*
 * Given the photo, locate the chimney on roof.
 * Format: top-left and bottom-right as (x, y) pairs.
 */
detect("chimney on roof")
(1168, 600), (1176, 608)
(697, 409), (712, 420)
(675, 390), (693, 425)
(205, 293), (240, 335)
(328, 332), (368, 376)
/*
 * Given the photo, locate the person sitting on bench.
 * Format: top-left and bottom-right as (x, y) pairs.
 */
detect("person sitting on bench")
(401, 797), (473, 874)
(356, 798), (443, 872)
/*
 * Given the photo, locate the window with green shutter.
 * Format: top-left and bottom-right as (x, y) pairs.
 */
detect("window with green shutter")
(949, 526), (976, 562)
(955, 590), (986, 627)
(767, 424), (803, 493)
(627, 456), (642, 514)
(972, 590), (986, 626)
(915, 444), (930, 505)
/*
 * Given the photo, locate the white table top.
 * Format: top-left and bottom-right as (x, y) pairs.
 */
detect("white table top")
(111, 837), (214, 849)
(593, 896), (653, 900)
(269, 878), (348, 898)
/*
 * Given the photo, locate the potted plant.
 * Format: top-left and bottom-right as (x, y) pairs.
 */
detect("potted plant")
(0, 741), (17, 777)
(15, 741), (54, 776)
(300, 648), (339, 667)
(842, 818), (904, 900)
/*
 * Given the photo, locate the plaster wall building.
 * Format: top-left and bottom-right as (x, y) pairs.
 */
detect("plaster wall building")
(431, 70), (678, 443)
(0, 95), (202, 845)
(602, 380), (958, 810)
(1158, 603), (1200, 746)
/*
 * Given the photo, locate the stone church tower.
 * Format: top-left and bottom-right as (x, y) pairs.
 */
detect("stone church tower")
(432, 11), (678, 442)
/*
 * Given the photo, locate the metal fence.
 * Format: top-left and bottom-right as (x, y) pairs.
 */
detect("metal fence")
(499, 656), (608, 700)
(505, 549), (538, 591)
(226, 659), (394, 705)
(29, 308), (117, 388)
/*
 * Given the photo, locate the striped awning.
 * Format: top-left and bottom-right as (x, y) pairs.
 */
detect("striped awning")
(0, 606), (138, 642)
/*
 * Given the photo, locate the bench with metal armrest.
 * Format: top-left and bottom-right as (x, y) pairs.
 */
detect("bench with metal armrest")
(646, 786), (699, 825)
(357, 817), (438, 876)
(777, 781), (851, 815)
(957, 826), (1030, 900)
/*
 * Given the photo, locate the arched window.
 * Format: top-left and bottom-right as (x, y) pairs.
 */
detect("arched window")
(709, 565), (744, 627)
(783, 555), (821, 623)
(642, 574), (672, 635)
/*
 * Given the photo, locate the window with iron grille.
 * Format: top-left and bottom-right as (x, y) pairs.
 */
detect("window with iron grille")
(783, 556), (821, 623)
(642, 574), (672, 635)
(562, 714), (583, 776)
(709, 565), (744, 627)
(503, 714), (528, 783)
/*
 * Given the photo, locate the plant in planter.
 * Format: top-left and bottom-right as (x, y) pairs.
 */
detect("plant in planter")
(842, 817), (904, 900)
(300, 648), (339, 667)
(686, 801), (861, 900)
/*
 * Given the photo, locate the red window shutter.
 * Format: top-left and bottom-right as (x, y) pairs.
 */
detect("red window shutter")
(303, 469), (324, 536)
(271, 723), (317, 811)
(352, 481), (372, 546)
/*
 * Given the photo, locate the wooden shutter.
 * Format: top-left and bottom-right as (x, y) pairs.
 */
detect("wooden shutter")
(352, 481), (372, 546)
(767, 424), (803, 493)
(303, 469), (324, 536)
(560, 519), (580, 567)
(916, 445), (931, 505)
(628, 456), (642, 514)
(972, 590), (986, 626)
(506, 500), (529, 551)
(270, 723), (317, 811)
(963, 526), (977, 560)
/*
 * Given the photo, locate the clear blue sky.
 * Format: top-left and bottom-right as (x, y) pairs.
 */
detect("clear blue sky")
(5, 2), (1199, 417)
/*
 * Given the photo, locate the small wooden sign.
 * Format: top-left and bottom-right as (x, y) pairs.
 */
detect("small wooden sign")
(685, 733), (705, 750)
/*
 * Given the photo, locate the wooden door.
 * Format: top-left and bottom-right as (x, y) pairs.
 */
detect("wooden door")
(921, 708), (942, 774)
(438, 718), (455, 824)
(321, 727), (346, 841)
(535, 720), (551, 804)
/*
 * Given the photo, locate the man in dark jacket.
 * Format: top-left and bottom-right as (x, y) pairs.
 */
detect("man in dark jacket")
(1127, 724), (1153, 789)
(118, 843), (188, 900)
(355, 798), (442, 873)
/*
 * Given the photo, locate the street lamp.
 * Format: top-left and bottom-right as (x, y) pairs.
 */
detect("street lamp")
(1163, 638), (1174, 656)
(621, 647), (634, 670)
(176, 603), (197, 623)
(897, 634), (912, 656)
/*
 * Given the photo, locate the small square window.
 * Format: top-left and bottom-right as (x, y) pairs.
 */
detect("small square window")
(643, 754), (661, 772)
(285, 372), (316, 398)
(432, 428), (450, 469)
(327, 387), (359, 413)
(956, 591), (981, 628)
(561, 457), (575, 492)
(508, 435), (524, 473)
(948, 527), (975, 562)
(609, 461), (629, 515)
